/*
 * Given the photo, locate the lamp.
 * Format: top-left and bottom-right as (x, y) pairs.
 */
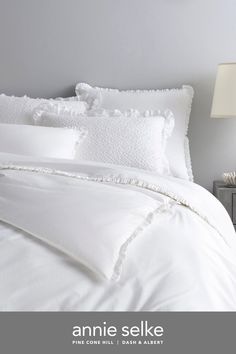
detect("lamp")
(211, 63), (236, 185)
(211, 63), (236, 118)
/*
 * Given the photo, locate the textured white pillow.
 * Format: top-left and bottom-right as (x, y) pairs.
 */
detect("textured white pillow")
(0, 94), (87, 125)
(0, 123), (86, 159)
(35, 110), (174, 174)
(75, 83), (194, 181)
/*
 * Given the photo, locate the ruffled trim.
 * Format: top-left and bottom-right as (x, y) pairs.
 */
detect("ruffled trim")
(76, 83), (193, 95)
(33, 101), (88, 124)
(0, 93), (78, 102)
(184, 137), (194, 182)
(112, 203), (170, 281)
(55, 96), (78, 102)
(0, 93), (40, 99)
(87, 107), (156, 118)
(75, 83), (102, 110)
(86, 107), (174, 119)
(182, 85), (194, 135)
(0, 93), (55, 101)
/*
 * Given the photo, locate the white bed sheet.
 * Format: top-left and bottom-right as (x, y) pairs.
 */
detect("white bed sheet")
(0, 153), (236, 311)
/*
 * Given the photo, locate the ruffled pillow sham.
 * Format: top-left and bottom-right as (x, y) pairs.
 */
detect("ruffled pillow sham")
(75, 83), (194, 181)
(0, 123), (87, 159)
(34, 109), (174, 175)
(0, 94), (87, 125)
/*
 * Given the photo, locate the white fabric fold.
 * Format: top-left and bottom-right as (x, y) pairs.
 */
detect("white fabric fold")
(0, 152), (236, 311)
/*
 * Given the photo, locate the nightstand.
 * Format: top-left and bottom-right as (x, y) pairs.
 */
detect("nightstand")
(213, 181), (236, 230)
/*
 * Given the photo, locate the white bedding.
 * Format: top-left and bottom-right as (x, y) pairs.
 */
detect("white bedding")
(0, 152), (236, 311)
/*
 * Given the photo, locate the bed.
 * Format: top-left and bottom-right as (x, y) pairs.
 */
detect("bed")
(0, 84), (235, 311)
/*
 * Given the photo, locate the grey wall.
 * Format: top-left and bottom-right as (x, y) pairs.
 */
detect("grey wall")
(0, 0), (236, 190)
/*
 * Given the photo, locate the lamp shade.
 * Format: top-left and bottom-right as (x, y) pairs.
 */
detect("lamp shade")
(211, 63), (236, 118)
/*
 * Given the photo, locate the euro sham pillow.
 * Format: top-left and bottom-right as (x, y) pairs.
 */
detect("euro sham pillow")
(0, 94), (87, 125)
(75, 83), (194, 181)
(35, 110), (174, 174)
(0, 123), (86, 159)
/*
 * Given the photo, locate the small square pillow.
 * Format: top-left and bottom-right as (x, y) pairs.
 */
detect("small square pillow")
(0, 123), (86, 159)
(35, 110), (174, 174)
(0, 94), (87, 125)
(75, 83), (194, 181)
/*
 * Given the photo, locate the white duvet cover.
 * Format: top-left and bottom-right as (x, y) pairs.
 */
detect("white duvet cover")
(0, 152), (236, 311)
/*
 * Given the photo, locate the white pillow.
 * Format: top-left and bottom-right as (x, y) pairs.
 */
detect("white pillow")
(75, 83), (194, 181)
(35, 110), (174, 174)
(0, 123), (86, 159)
(0, 94), (87, 125)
